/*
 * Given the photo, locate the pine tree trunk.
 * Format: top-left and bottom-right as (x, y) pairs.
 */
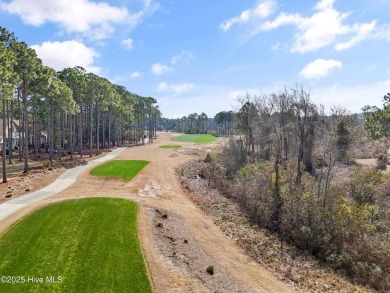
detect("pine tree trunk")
(48, 101), (53, 161)
(7, 99), (12, 165)
(108, 109), (112, 148)
(89, 102), (93, 157)
(22, 87), (29, 173)
(33, 106), (38, 160)
(2, 99), (8, 183)
(96, 108), (100, 155)
(102, 112), (105, 149)
(79, 108), (83, 157)
(70, 114), (74, 159)
(60, 113), (65, 156)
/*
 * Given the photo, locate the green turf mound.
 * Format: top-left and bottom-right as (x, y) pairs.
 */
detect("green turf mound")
(172, 134), (218, 144)
(90, 160), (148, 182)
(0, 198), (151, 293)
(159, 145), (182, 149)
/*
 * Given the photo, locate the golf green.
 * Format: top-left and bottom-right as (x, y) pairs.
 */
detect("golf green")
(171, 134), (218, 144)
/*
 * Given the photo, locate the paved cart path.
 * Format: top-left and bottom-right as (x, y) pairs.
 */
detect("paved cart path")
(0, 147), (126, 221)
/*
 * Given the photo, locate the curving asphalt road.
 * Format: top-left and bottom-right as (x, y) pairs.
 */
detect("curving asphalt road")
(0, 147), (127, 221)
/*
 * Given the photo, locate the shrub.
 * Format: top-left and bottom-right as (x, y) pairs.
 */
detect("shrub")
(204, 153), (213, 163)
(376, 153), (388, 170)
(206, 265), (214, 275)
(43, 160), (60, 170)
(5, 190), (13, 198)
(348, 166), (383, 204)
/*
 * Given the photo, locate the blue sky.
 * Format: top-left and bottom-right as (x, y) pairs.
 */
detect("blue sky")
(1, 0), (390, 118)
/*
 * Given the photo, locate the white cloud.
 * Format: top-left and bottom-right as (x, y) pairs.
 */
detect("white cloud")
(260, 0), (376, 53)
(121, 38), (133, 50)
(335, 21), (377, 50)
(157, 82), (194, 93)
(130, 71), (142, 78)
(261, 12), (303, 31)
(171, 50), (195, 64)
(220, 10), (251, 31)
(31, 40), (100, 73)
(299, 59), (342, 80)
(315, 0), (335, 10)
(254, 1), (276, 18)
(220, 1), (276, 31)
(151, 63), (174, 75)
(0, 0), (157, 40)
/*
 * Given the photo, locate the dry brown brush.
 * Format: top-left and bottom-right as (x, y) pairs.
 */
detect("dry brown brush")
(202, 88), (389, 291)
(204, 152), (389, 291)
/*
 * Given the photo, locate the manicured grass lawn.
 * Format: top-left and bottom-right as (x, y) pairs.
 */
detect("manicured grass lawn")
(172, 134), (218, 144)
(90, 160), (149, 182)
(159, 145), (182, 149)
(0, 198), (151, 293)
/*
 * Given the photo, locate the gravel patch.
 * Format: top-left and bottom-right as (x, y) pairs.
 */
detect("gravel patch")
(149, 207), (256, 293)
(176, 148), (201, 155)
(138, 180), (165, 197)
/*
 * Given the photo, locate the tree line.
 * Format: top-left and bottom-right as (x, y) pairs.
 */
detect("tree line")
(160, 110), (235, 136)
(201, 86), (389, 290)
(0, 26), (160, 183)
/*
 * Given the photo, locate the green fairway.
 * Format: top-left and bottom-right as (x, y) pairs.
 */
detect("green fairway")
(0, 198), (151, 293)
(159, 145), (182, 149)
(172, 134), (218, 144)
(90, 160), (148, 182)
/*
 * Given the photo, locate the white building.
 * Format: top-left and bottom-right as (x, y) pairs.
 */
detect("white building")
(0, 119), (22, 150)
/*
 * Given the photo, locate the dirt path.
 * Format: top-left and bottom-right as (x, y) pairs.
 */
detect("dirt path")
(0, 133), (294, 292)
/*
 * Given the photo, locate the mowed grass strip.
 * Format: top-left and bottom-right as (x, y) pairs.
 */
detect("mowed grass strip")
(90, 160), (148, 182)
(0, 198), (151, 293)
(159, 145), (182, 149)
(172, 134), (218, 144)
